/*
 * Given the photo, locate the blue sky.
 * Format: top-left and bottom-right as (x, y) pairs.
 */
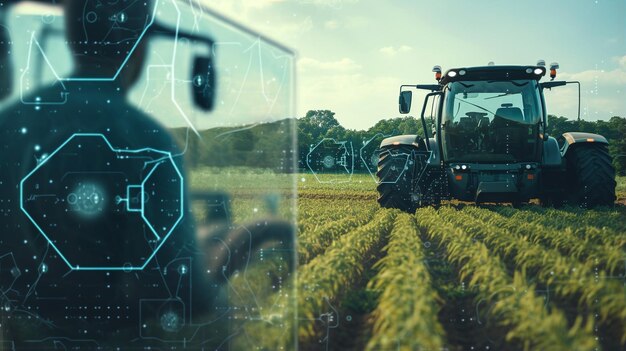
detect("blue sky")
(8, 0), (626, 130)
(209, 0), (626, 129)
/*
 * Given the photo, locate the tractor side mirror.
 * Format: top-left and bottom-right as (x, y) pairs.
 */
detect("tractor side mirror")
(191, 55), (217, 112)
(399, 91), (412, 114)
(148, 22), (217, 112)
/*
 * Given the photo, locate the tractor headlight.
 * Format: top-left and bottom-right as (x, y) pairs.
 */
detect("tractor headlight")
(534, 68), (543, 75)
(448, 71), (457, 77)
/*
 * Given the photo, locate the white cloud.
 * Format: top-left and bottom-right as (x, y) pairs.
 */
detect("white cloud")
(561, 67), (626, 88)
(549, 63), (626, 119)
(379, 45), (413, 57)
(298, 57), (362, 72)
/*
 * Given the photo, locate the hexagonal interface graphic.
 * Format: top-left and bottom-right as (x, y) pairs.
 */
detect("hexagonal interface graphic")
(306, 138), (354, 183)
(20, 134), (183, 270)
(359, 133), (390, 182)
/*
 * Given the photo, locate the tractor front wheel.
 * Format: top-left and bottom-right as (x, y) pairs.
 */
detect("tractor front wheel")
(565, 143), (616, 208)
(376, 145), (419, 213)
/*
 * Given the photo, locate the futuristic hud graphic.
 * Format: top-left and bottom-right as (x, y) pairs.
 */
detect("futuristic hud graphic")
(20, 133), (184, 270)
(0, 0), (296, 349)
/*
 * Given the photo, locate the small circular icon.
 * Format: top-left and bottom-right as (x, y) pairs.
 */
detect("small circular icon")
(85, 11), (98, 24)
(370, 153), (378, 167)
(68, 183), (106, 218)
(160, 311), (182, 332)
(322, 155), (335, 169)
(67, 193), (78, 205)
(192, 75), (204, 87)
(122, 262), (133, 273)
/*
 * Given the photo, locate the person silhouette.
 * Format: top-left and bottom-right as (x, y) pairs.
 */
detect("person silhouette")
(0, 0), (212, 345)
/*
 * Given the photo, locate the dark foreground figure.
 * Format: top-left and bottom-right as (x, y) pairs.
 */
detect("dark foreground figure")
(0, 1), (293, 348)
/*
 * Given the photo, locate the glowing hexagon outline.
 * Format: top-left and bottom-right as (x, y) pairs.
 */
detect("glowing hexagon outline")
(32, 1), (160, 83)
(359, 133), (393, 183)
(306, 138), (354, 184)
(19, 0), (202, 137)
(361, 132), (435, 185)
(19, 133), (184, 271)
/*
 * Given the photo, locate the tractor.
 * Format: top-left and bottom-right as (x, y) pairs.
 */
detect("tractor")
(377, 62), (616, 211)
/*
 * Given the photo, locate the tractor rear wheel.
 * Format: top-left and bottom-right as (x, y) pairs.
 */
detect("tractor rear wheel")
(565, 143), (616, 208)
(376, 145), (419, 213)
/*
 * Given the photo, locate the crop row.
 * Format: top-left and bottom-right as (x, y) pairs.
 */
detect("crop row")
(298, 206), (379, 264)
(297, 209), (398, 340)
(298, 198), (377, 234)
(439, 207), (626, 343)
(416, 207), (599, 350)
(494, 206), (626, 249)
(367, 213), (445, 351)
(479, 207), (624, 274)
(519, 206), (626, 236)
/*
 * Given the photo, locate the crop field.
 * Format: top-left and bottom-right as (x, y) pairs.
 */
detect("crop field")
(294, 174), (626, 351)
(188, 172), (625, 350)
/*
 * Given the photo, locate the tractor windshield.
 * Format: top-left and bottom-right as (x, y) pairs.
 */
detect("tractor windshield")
(441, 80), (543, 163)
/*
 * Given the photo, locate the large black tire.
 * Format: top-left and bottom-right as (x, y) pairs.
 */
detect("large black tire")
(376, 145), (419, 213)
(565, 143), (616, 208)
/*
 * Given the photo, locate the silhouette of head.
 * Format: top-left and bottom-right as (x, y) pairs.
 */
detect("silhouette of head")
(63, 0), (154, 89)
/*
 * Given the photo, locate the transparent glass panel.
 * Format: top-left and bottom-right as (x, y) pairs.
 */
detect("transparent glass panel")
(0, 1), (296, 349)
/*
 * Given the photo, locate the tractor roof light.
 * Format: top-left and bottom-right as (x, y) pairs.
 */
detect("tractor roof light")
(433, 65), (442, 81)
(550, 62), (559, 80)
(537, 59), (546, 67)
(533, 68), (544, 75)
(447, 70), (457, 78)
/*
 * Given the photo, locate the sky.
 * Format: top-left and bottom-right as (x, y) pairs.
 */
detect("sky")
(7, 0), (626, 131)
(206, 0), (626, 130)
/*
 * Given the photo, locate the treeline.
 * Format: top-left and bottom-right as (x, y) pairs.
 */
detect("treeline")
(168, 110), (626, 175)
(296, 110), (626, 175)
(170, 119), (296, 172)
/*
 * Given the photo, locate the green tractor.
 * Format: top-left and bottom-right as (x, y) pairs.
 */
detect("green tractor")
(377, 62), (616, 211)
